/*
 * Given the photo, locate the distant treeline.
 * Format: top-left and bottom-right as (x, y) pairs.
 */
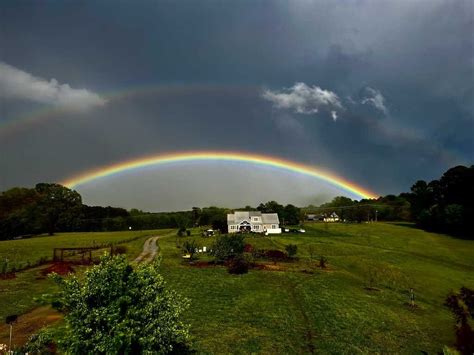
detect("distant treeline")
(305, 165), (473, 238)
(0, 165), (472, 240)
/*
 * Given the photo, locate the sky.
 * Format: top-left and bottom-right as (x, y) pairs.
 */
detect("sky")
(1, 0), (473, 211)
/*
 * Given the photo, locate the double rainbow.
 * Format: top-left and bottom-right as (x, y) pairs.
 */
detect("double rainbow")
(62, 151), (378, 199)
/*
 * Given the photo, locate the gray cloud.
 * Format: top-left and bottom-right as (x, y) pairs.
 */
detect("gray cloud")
(0, 61), (106, 110)
(361, 87), (388, 116)
(262, 82), (343, 116)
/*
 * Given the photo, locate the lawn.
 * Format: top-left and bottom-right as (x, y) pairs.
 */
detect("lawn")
(0, 230), (171, 323)
(1, 223), (473, 353)
(158, 222), (474, 353)
(0, 230), (166, 271)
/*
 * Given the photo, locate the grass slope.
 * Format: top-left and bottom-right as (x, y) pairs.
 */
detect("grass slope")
(158, 222), (474, 353)
(0, 230), (170, 322)
(0, 223), (472, 353)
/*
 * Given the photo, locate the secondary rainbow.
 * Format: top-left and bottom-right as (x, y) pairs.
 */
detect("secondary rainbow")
(62, 151), (378, 199)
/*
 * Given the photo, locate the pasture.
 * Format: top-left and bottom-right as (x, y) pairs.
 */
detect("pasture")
(0, 223), (473, 353)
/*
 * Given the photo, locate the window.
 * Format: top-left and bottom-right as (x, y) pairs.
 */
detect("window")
(254, 225), (259, 230)
(271, 225), (276, 229)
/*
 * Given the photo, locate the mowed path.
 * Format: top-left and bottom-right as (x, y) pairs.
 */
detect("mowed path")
(133, 235), (162, 263)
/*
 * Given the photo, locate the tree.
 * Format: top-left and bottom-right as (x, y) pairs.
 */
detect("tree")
(285, 244), (298, 258)
(51, 255), (190, 354)
(282, 204), (301, 225)
(445, 287), (474, 354)
(35, 183), (83, 235)
(211, 234), (245, 262)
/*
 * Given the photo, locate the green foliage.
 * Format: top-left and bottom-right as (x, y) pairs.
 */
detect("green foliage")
(211, 234), (245, 262)
(182, 239), (199, 259)
(444, 287), (474, 354)
(51, 255), (190, 353)
(227, 255), (249, 275)
(257, 201), (302, 226)
(408, 165), (473, 237)
(24, 327), (56, 354)
(285, 244), (298, 258)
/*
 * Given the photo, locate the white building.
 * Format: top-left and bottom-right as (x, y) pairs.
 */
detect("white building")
(323, 212), (340, 222)
(227, 211), (281, 234)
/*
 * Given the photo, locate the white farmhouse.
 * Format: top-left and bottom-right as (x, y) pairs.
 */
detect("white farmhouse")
(227, 211), (281, 234)
(323, 212), (340, 222)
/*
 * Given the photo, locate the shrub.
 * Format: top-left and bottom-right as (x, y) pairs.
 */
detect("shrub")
(227, 256), (249, 275)
(285, 244), (298, 258)
(319, 256), (328, 269)
(24, 327), (56, 354)
(211, 234), (245, 262)
(445, 287), (474, 354)
(50, 255), (190, 353)
(182, 239), (198, 259)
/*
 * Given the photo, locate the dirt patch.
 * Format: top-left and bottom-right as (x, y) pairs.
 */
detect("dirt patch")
(188, 261), (215, 268)
(0, 272), (16, 280)
(0, 306), (62, 349)
(262, 264), (285, 271)
(264, 250), (287, 260)
(41, 262), (75, 276)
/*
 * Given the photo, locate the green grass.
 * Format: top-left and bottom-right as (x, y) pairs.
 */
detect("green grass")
(0, 229), (171, 320)
(1, 223), (473, 353)
(0, 230), (164, 270)
(158, 223), (474, 353)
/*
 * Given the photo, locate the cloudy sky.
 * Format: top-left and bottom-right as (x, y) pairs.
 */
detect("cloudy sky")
(1, 0), (473, 211)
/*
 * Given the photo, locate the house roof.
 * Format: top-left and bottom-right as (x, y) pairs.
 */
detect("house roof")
(262, 213), (279, 224)
(227, 211), (279, 225)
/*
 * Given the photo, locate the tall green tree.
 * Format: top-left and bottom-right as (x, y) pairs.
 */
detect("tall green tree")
(51, 255), (190, 354)
(35, 183), (83, 235)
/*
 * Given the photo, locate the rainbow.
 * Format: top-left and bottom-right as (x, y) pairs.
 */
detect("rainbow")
(0, 84), (248, 137)
(61, 151), (378, 199)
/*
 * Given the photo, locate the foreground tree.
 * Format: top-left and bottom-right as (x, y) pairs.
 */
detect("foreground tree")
(51, 255), (190, 353)
(444, 287), (474, 354)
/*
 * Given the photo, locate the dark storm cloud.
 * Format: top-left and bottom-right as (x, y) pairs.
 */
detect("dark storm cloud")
(0, 0), (472, 208)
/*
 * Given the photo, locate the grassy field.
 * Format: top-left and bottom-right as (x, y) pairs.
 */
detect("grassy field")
(157, 222), (474, 353)
(0, 223), (473, 353)
(0, 230), (164, 271)
(0, 230), (171, 322)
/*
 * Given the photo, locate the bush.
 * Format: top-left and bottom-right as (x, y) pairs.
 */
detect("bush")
(24, 327), (56, 354)
(186, 230), (191, 236)
(227, 256), (249, 275)
(211, 234), (245, 262)
(285, 244), (298, 258)
(445, 287), (474, 354)
(50, 255), (190, 353)
(319, 256), (328, 269)
(182, 239), (198, 259)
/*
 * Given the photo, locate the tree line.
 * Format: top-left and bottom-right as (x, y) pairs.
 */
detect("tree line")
(0, 164), (472, 240)
(305, 165), (473, 238)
